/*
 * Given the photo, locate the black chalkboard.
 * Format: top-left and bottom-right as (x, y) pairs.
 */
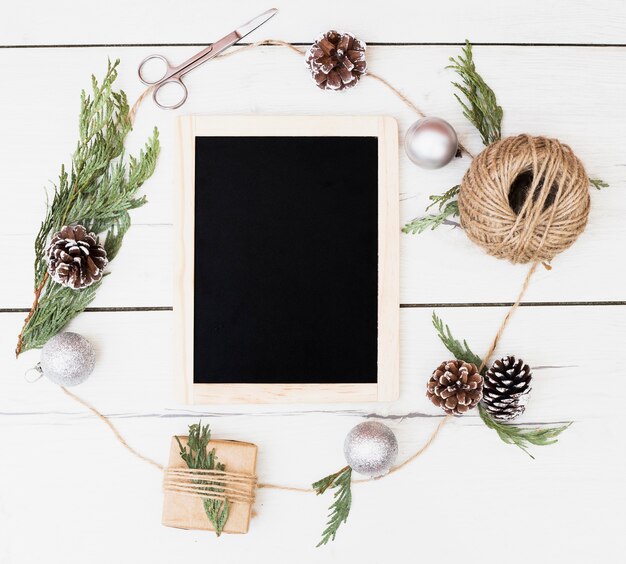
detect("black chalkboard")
(193, 135), (379, 385)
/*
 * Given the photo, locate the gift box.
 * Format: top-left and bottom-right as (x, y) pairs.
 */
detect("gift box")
(162, 436), (258, 534)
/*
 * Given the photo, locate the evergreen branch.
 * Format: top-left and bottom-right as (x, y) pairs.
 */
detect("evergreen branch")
(431, 312), (482, 368)
(176, 422), (230, 536)
(425, 185), (460, 212)
(313, 466), (352, 547)
(402, 202), (459, 234)
(448, 41), (503, 146)
(589, 178), (609, 190)
(101, 212), (131, 261)
(478, 405), (571, 459)
(432, 312), (571, 456)
(402, 186), (460, 235)
(19, 280), (101, 353)
(16, 60), (160, 355)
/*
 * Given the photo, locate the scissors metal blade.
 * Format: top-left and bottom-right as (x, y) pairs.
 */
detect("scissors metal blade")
(174, 8), (278, 79)
(236, 8), (278, 40)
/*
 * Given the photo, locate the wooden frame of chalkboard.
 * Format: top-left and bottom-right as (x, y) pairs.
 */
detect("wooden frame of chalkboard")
(175, 115), (399, 404)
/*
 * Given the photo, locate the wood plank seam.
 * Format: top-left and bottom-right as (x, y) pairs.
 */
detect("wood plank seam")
(2, 42), (626, 48)
(2, 301), (626, 314)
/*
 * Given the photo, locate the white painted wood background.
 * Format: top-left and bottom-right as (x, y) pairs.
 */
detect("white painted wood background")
(1, 2), (625, 562)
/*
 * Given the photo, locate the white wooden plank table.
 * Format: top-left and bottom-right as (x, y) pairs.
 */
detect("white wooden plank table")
(1, 2), (625, 562)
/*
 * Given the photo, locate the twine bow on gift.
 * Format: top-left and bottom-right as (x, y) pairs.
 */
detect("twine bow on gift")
(163, 467), (257, 504)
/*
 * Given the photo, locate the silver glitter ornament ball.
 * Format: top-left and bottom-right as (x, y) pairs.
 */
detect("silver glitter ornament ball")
(404, 117), (458, 169)
(343, 421), (398, 478)
(40, 332), (96, 387)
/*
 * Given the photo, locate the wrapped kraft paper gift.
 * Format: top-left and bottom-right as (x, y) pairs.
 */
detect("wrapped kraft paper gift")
(162, 437), (258, 534)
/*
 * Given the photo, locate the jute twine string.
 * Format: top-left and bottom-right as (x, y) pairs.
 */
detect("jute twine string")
(128, 38), (473, 158)
(258, 414), (451, 491)
(163, 468), (256, 504)
(61, 385), (164, 470)
(128, 84), (155, 124)
(60, 264), (539, 494)
(56, 39), (579, 495)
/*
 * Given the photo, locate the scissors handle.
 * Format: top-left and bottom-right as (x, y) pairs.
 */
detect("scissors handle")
(138, 54), (176, 85)
(151, 78), (189, 110)
(138, 9), (278, 110)
(138, 54), (188, 110)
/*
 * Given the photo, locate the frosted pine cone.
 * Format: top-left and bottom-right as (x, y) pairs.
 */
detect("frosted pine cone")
(305, 30), (367, 91)
(46, 225), (108, 289)
(427, 360), (483, 415)
(482, 356), (532, 421)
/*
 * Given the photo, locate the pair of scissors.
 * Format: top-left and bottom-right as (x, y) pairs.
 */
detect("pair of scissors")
(138, 8), (278, 109)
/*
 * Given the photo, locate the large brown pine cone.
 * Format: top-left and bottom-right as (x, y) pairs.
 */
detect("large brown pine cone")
(482, 356), (532, 421)
(427, 360), (483, 415)
(305, 30), (367, 91)
(46, 225), (108, 289)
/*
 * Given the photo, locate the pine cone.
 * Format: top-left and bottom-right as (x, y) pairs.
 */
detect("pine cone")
(427, 360), (483, 415)
(482, 356), (532, 421)
(305, 30), (367, 91)
(46, 225), (108, 289)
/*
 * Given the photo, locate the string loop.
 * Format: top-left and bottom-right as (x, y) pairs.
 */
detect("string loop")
(24, 363), (43, 383)
(56, 39), (545, 493)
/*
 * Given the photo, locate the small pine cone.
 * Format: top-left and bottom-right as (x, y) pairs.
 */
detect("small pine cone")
(427, 360), (483, 415)
(46, 225), (108, 290)
(482, 356), (532, 421)
(305, 30), (367, 91)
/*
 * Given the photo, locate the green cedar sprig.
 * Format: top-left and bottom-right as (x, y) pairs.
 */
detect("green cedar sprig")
(19, 280), (104, 352)
(431, 312), (482, 368)
(589, 178), (609, 190)
(431, 312), (571, 457)
(477, 404), (571, 459)
(403, 40), (500, 236)
(16, 59), (160, 354)
(402, 186), (460, 234)
(447, 40), (503, 147)
(176, 422), (230, 536)
(312, 465), (352, 547)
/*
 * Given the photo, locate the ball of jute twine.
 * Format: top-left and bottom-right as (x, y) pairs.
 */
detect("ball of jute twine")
(458, 134), (590, 264)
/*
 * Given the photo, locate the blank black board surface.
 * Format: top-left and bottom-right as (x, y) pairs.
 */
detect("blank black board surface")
(175, 115), (399, 403)
(193, 135), (378, 384)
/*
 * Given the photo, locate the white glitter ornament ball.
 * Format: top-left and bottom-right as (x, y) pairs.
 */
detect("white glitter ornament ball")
(40, 332), (96, 386)
(404, 117), (458, 169)
(344, 421), (398, 478)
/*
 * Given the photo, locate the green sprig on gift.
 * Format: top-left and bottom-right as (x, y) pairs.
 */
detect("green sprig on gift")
(16, 59), (159, 355)
(431, 312), (570, 457)
(403, 41), (607, 235)
(176, 422), (231, 536)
